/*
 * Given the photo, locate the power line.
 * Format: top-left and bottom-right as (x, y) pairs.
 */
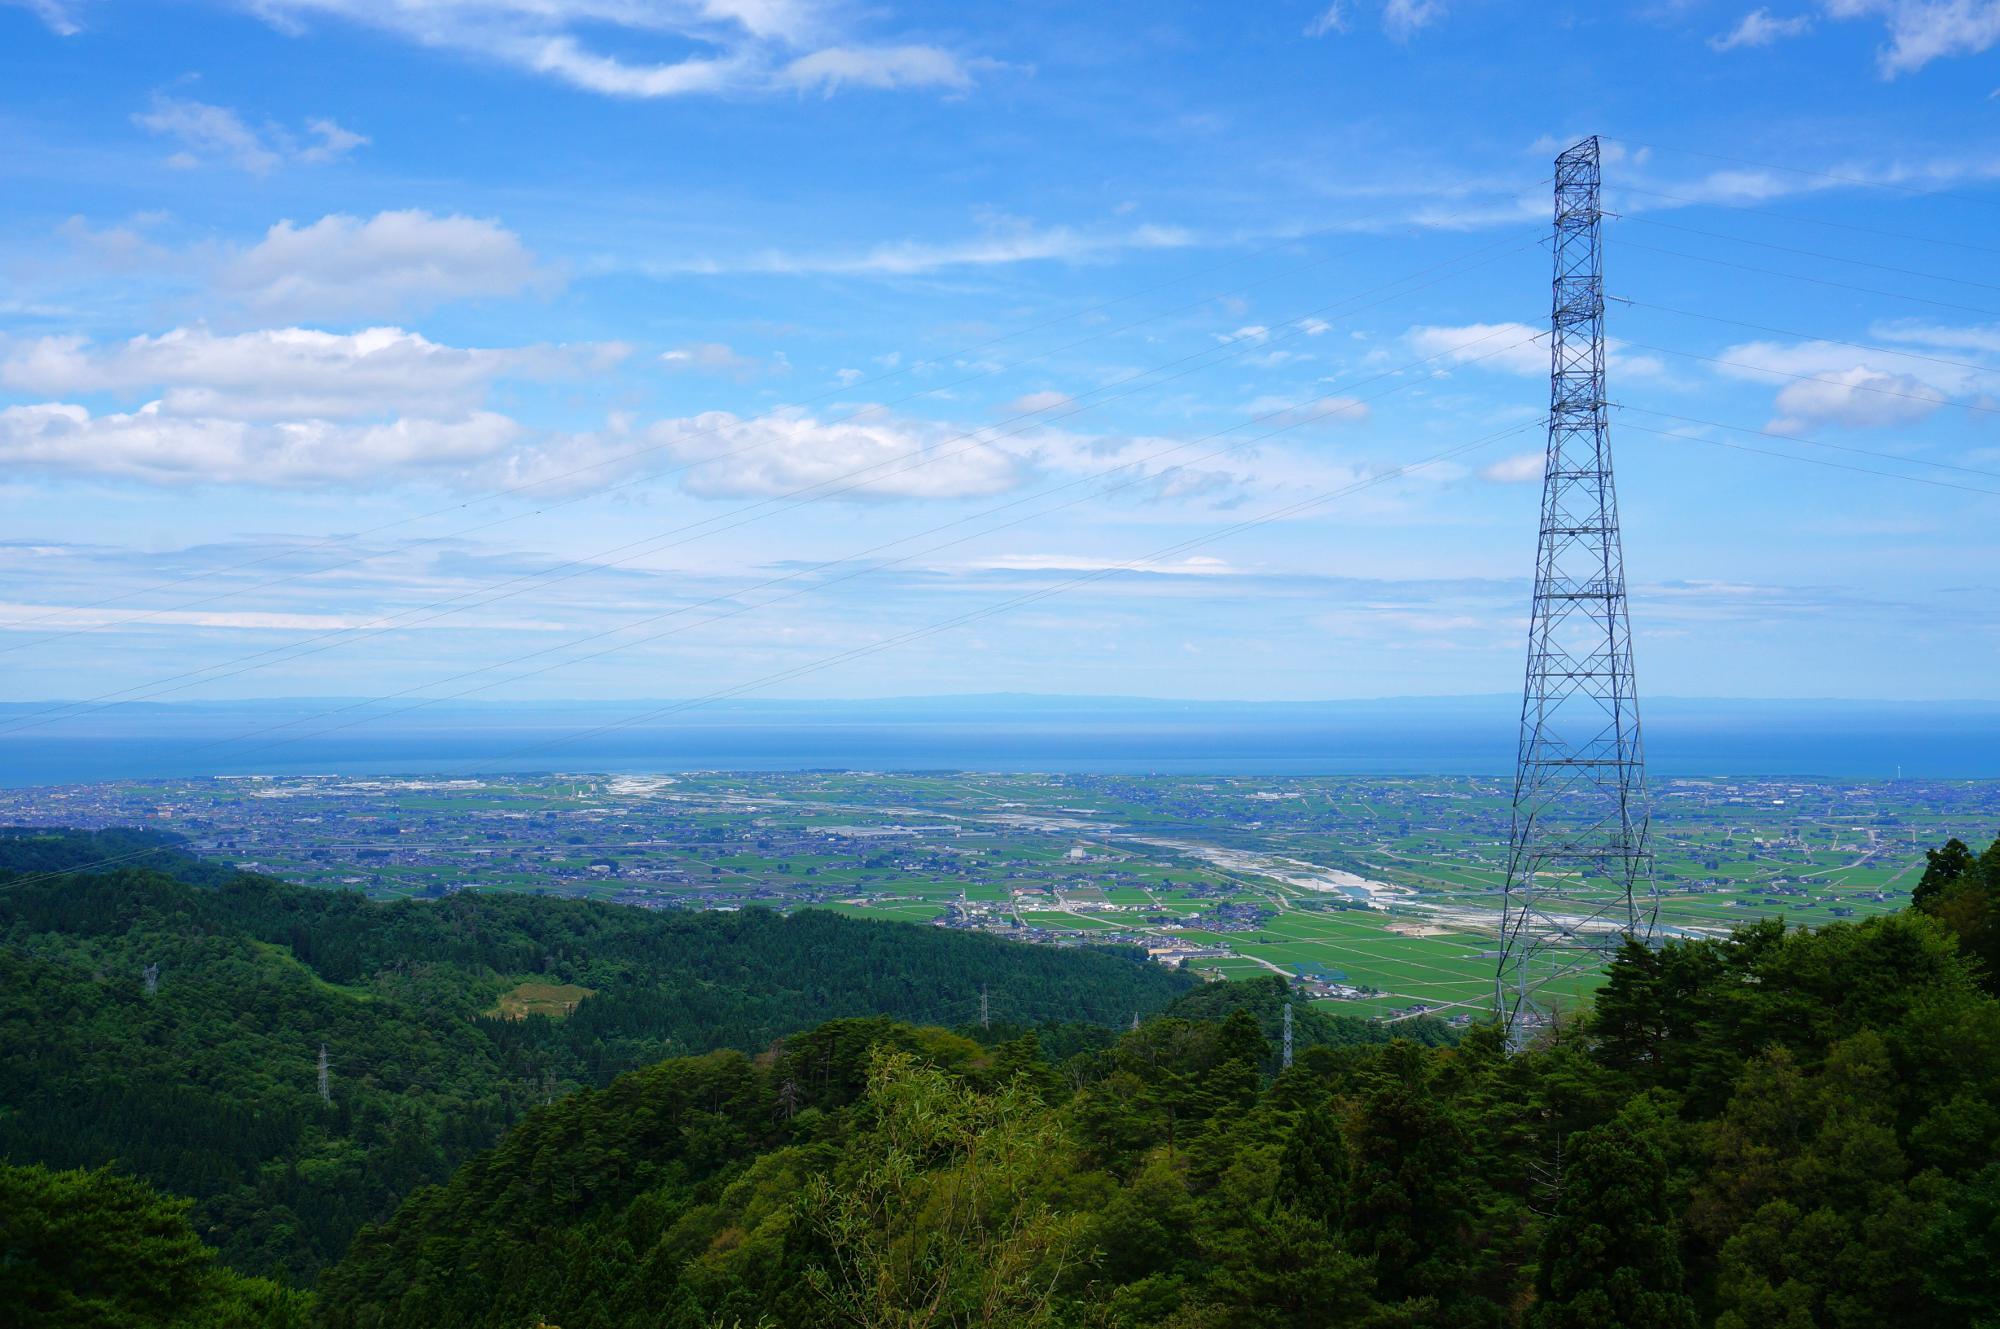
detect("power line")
(1609, 182), (2000, 259)
(1615, 214), (2000, 297)
(1619, 416), (2000, 498)
(1622, 402), (2000, 485)
(1601, 137), (2000, 210)
(0, 241), (1539, 733)
(1621, 300), (2000, 378)
(1621, 239), (2000, 320)
(0, 842), (196, 890)
(1617, 340), (2000, 419)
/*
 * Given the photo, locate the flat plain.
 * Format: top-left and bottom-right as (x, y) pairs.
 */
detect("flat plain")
(6, 770), (1981, 1022)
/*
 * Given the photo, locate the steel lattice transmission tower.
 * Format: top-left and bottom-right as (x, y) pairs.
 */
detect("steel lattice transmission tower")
(1495, 136), (1656, 1043)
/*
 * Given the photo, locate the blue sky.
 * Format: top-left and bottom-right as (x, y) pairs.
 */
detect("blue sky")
(1, 0), (1999, 722)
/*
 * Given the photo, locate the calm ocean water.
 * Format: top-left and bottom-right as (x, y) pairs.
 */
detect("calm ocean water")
(0, 696), (1995, 785)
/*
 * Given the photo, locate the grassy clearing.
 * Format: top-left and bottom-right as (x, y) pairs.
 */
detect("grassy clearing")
(486, 980), (595, 1020)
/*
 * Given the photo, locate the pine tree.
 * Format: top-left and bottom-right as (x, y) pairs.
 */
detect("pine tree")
(1531, 1110), (1697, 1329)
(1271, 1102), (1348, 1229)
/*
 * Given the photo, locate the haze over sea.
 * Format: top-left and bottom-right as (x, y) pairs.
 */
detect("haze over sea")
(1, 695), (1995, 786)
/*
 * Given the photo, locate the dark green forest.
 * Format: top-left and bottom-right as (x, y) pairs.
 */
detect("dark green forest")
(302, 897), (2000, 1329)
(0, 829), (1195, 1282)
(7, 828), (2000, 1327)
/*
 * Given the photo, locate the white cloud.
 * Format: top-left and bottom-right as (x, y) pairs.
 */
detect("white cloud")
(522, 34), (747, 97)
(1306, 0), (1443, 40)
(1382, 0), (1446, 40)
(1479, 451), (1545, 484)
(1824, 0), (2000, 76)
(222, 210), (552, 319)
(133, 96), (368, 174)
(660, 342), (786, 381)
(4, 0), (80, 34)
(1304, 4), (1348, 36)
(1618, 149), (2000, 213)
(647, 408), (1022, 500)
(968, 554), (1239, 577)
(675, 221), (1195, 278)
(1710, 8), (1814, 49)
(1405, 322), (1548, 375)
(1242, 393), (1371, 427)
(0, 326), (619, 419)
(0, 600), (387, 632)
(0, 401), (527, 486)
(1768, 366), (1948, 431)
(53, 215), (177, 274)
(1002, 390), (1075, 415)
(1711, 336), (1984, 430)
(1405, 320), (1665, 380)
(235, 0), (977, 100)
(1873, 319), (2000, 356)
(1704, 338), (1968, 430)
(780, 45), (974, 94)
(297, 118), (370, 163)
(0, 320), (631, 489)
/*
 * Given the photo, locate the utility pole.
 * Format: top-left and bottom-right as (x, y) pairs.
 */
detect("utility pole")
(142, 963), (159, 996)
(317, 1043), (330, 1105)
(1495, 135), (1655, 1047)
(980, 984), (990, 1030)
(1281, 1001), (1294, 1070)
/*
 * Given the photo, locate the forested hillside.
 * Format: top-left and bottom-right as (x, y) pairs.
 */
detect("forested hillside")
(11, 828), (2000, 1328)
(3, 1162), (312, 1329)
(311, 907), (2000, 1329)
(0, 829), (1194, 1283)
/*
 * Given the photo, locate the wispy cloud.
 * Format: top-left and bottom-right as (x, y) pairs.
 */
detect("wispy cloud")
(0, 325), (622, 419)
(1478, 451), (1544, 484)
(0, 401), (529, 487)
(1405, 322), (1549, 375)
(964, 554), (1240, 577)
(3, 0), (81, 35)
(646, 407), (1022, 501)
(1383, 0), (1448, 41)
(1709, 8), (1814, 50)
(1303, 3), (1348, 37)
(1614, 153), (2000, 211)
(232, 0), (982, 100)
(0, 600), (390, 632)
(1001, 390), (1075, 415)
(1302, 0), (1446, 41)
(1823, 0), (2000, 77)
(133, 96), (367, 174)
(667, 220), (1196, 278)
(660, 342), (789, 382)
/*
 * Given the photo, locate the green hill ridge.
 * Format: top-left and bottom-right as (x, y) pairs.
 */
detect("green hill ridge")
(0, 829), (1194, 1282)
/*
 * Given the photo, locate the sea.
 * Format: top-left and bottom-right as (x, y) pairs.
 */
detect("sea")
(0, 695), (1995, 786)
